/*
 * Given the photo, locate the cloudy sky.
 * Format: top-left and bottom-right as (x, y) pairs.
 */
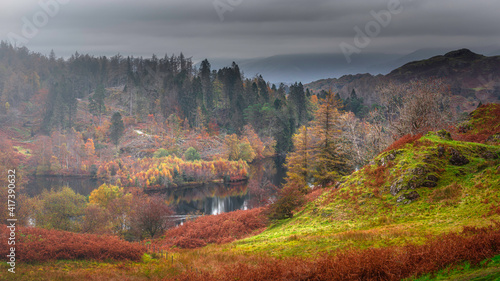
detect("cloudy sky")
(1, 0), (499, 60)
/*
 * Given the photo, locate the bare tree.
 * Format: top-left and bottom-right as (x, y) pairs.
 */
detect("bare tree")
(378, 80), (453, 138)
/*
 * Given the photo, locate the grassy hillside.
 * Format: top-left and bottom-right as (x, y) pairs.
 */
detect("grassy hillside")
(233, 130), (500, 257)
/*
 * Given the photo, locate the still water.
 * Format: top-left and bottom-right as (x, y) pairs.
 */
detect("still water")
(25, 157), (286, 216)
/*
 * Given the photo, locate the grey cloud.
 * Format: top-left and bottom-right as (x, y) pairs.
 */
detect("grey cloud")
(0, 0), (498, 60)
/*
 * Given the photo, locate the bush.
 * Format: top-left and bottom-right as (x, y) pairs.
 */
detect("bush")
(161, 208), (267, 248)
(184, 147), (201, 161)
(0, 226), (145, 262)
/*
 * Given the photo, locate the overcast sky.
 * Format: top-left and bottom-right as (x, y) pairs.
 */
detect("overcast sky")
(1, 0), (499, 60)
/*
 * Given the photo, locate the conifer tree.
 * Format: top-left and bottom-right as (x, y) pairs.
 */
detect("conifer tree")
(109, 112), (124, 146)
(311, 93), (350, 186)
(285, 126), (314, 192)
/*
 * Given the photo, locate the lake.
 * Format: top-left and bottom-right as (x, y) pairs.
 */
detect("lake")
(25, 157), (286, 216)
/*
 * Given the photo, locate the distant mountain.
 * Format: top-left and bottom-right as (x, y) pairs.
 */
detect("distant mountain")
(202, 47), (500, 85)
(305, 49), (500, 112)
(203, 53), (396, 84)
(366, 48), (455, 75)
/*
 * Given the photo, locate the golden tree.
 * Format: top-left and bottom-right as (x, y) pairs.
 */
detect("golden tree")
(284, 126), (314, 192)
(311, 93), (351, 186)
(89, 184), (123, 208)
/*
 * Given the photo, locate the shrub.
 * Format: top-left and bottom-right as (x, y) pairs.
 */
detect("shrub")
(0, 226), (145, 262)
(31, 187), (86, 232)
(161, 208), (267, 249)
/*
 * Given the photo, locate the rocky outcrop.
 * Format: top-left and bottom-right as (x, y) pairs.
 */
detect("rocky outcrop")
(389, 164), (439, 196)
(449, 149), (470, 166)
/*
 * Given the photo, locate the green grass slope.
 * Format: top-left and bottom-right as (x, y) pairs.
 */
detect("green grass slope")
(235, 130), (500, 257)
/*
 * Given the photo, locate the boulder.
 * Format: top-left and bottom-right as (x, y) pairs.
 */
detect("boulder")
(449, 148), (469, 166)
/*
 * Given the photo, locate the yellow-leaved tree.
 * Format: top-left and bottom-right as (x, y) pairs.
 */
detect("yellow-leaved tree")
(310, 93), (351, 186)
(89, 184), (123, 208)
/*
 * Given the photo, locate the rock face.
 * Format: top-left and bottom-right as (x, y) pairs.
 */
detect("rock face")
(449, 149), (470, 166)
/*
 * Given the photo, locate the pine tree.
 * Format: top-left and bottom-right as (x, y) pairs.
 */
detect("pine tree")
(200, 59), (213, 113)
(109, 112), (124, 146)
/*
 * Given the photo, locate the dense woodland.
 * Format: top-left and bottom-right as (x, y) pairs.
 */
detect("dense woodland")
(0, 42), (310, 153)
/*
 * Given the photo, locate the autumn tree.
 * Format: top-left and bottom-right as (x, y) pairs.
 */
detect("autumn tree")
(311, 93), (351, 186)
(31, 187), (86, 231)
(243, 124), (265, 159)
(284, 126), (314, 192)
(85, 138), (96, 158)
(284, 93), (352, 190)
(81, 203), (111, 234)
(108, 192), (135, 236)
(109, 112), (125, 146)
(238, 137), (256, 162)
(224, 134), (256, 162)
(224, 134), (240, 160)
(131, 195), (174, 239)
(89, 183), (123, 208)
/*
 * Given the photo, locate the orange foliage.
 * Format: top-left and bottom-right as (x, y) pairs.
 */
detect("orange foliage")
(97, 156), (248, 189)
(160, 208), (267, 249)
(0, 226), (145, 262)
(453, 103), (500, 144)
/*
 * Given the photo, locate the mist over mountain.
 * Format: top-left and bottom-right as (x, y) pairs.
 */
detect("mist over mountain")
(201, 46), (500, 84)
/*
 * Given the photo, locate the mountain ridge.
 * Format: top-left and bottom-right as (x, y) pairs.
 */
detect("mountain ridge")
(305, 49), (500, 112)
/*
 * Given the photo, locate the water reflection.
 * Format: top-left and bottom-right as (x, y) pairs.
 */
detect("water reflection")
(149, 182), (249, 215)
(25, 157), (286, 216)
(25, 176), (104, 197)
